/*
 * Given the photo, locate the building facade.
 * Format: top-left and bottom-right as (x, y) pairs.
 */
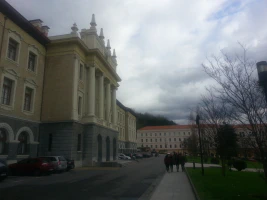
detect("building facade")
(0, 1), (125, 166)
(39, 16), (121, 167)
(137, 125), (192, 153)
(137, 125), (257, 157)
(116, 100), (137, 153)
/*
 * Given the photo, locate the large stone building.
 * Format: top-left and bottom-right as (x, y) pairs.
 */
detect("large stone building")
(38, 16), (121, 167)
(0, 0), (137, 166)
(137, 125), (256, 157)
(137, 125), (192, 153)
(116, 100), (137, 153)
(0, 1), (49, 164)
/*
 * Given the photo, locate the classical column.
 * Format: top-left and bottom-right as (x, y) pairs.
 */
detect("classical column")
(72, 56), (79, 120)
(98, 73), (104, 119)
(105, 80), (111, 123)
(112, 86), (117, 125)
(88, 64), (95, 116)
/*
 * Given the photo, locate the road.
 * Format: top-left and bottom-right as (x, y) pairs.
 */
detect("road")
(0, 155), (165, 200)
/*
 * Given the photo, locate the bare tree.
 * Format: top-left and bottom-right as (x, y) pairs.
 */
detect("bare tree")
(202, 44), (267, 180)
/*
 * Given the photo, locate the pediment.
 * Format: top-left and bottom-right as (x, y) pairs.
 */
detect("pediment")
(24, 78), (38, 87)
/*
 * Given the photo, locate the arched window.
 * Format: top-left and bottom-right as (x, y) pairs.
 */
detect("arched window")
(0, 129), (7, 154)
(17, 132), (29, 155)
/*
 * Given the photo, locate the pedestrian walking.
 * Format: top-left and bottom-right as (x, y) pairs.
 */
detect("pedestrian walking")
(164, 153), (172, 172)
(175, 152), (180, 172)
(180, 153), (186, 172)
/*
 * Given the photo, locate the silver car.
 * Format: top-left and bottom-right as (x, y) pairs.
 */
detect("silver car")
(39, 156), (67, 172)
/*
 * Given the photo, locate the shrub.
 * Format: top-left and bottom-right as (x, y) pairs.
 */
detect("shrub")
(211, 157), (220, 164)
(204, 157), (209, 163)
(233, 160), (247, 171)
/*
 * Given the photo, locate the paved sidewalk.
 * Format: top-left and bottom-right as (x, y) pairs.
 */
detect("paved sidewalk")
(150, 170), (195, 200)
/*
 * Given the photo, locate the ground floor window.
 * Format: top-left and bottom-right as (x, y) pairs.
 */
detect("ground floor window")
(17, 132), (29, 155)
(0, 129), (7, 154)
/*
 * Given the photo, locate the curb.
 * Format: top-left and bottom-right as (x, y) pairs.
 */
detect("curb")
(185, 168), (201, 200)
(138, 173), (164, 200)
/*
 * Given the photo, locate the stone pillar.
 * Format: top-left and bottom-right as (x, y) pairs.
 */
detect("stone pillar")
(99, 74), (104, 119)
(72, 56), (79, 120)
(88, 65), (95, 116)
(112, 87), (117, 125)
(105, 80), (111, 123)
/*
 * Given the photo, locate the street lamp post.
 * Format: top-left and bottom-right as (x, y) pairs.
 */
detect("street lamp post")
(256, 61), (267, 102)
(196, 114), (204, 176)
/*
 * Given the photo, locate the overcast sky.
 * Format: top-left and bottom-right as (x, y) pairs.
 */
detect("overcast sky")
(7, 0), (267, 124)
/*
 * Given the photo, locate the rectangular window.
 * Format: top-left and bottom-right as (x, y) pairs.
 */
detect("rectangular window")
(150, 139), (152, 142)
(165, 144), (167, 148)
(160, 145), (162, 148)
(146, 139), (148, 142)
(155, 139), (157, 142)
(48, 134), (52, 152)
(1, 77), (13, 105)
(77, 134), (81, 151)
(28, 52), (36, 71)
(24, 87), (33, 111)
(160, 133), (161, 136)
(164, 133), (166, 136)
(170, 145), (172, 148)
(155, 133), (157, 136)
(155, 145), (157, 148)
(174, 138), (176, 141)
(8, 38), (18, 61)
(179, 138), (181, 141)
(169, 138), (171, 141)
(151, 145), (153, 148)
(78, 96), (82, 115)
(141, 139), (143, 142)
(79, 64), (83, 80)
(160, 138), (162, 142)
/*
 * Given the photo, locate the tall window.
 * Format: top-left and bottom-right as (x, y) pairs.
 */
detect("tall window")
(179, 138), (181, 141)
(141, 139), (143, 142)
(155, 145), (157, 148)
(28, 52), (36, 71)
(151, 145), (153, 148)
(146, 139), (148, 142)
(1, 77), (13, 105)
(79, 64), (83, 80)
(48, 133), (52, 152)
(24, 87), (33, 111)
(164, 133), (166, 136)
(160, 138), (162, 142)
(150, 139), (152, 142)
(8, 38), (18, 61)
(78, 96), (82, 115)
(170, 145), (172, 148)
(160, 145), (162, 148)
(160, 133), (161, 136)
(169, 138), (171, 141)
(17, 132), (28, 155)
(0, 129), (7, 154)
(155, 139), (157, 142)
(77, 134), (81, 151)
(174, 138), (176, 141)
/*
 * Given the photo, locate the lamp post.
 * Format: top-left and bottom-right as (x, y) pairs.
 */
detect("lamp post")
(196, 114), (204, 176)
(256, 61), (267, 102)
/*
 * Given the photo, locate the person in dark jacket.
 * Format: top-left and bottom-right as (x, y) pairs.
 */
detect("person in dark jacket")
(179, 153), (186, 172)
(175, 152), (180, 172)
(164, 153), (172, 172)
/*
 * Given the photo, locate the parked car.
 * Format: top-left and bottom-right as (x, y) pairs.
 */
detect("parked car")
(133, 153), (143, 159)
(64, 157), (75, 171)
(39, 156), (67, 172)
(118, 154), (131, 160)
(0, 159), (8, 181)
(8, 158), (54, 176)
(142, 153), (152, 158)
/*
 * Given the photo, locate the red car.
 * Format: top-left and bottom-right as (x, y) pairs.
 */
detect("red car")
(8, 158), (54, 176)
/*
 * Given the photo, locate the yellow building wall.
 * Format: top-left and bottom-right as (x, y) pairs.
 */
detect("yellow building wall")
(0, 13), (46, 122)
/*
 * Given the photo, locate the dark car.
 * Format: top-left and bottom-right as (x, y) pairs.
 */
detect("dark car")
(8, 158), (54, 176)
(65, 157), (75, 171)
(0, 159), (8, 181)
(133, 153), (143, 159)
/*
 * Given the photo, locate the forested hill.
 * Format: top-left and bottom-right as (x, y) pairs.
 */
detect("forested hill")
(129, 110), (176, 129)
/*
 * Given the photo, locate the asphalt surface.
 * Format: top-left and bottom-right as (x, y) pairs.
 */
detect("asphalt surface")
(0, 156), (165, 200)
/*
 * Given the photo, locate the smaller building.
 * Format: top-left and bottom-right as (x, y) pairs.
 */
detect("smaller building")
(116, 100), (137, 153)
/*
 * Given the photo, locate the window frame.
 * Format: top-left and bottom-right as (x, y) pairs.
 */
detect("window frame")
(0, 75), (17, 110)
(6, 34), (21, 65)
(21, 83), (36, 114)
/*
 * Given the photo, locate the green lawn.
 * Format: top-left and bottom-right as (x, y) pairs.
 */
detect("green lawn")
(186, 156), (263, 169)
(187, 168), (267, 200)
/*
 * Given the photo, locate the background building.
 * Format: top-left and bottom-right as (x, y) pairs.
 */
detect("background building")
(0, 1), (49, 164)
(137, 125), (192, 153)
(117, 100), (137, 153)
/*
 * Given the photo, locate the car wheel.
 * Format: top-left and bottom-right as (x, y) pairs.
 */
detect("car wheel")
(34, 169), (41, 176)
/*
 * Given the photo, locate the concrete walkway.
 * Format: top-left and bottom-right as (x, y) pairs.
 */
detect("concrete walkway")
(150, 170), (195, 200)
